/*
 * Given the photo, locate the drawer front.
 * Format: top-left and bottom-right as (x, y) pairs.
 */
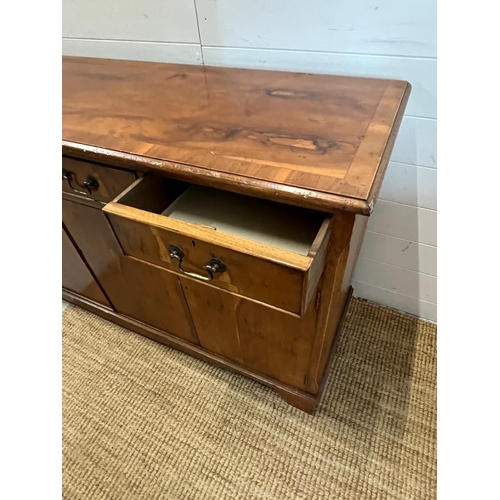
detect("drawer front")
(62, 157), (137, 202)
(107, 213), (305, 314)
(103, 176), (332, 315)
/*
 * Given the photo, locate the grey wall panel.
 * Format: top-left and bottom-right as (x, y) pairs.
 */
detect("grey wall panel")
(195, 0), (436, 57)
(63, 0), (200, 44)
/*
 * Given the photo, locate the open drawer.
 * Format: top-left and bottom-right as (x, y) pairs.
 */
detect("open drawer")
(103, 176), (332, 315)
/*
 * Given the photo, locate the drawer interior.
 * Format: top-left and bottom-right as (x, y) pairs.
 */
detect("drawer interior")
(114, 175), (327, 257)
(105, 175), (332, 314)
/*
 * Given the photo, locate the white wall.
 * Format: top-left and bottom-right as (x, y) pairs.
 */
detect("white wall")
(63, 0), (437, 322)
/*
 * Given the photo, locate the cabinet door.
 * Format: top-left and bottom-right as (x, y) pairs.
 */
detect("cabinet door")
(180, 277), (319, 390)
(62, 199), (197, 344)
(62, 226), (110, 307)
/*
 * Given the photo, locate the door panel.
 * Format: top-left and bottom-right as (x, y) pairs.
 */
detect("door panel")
(180, 276), (319, 390)
(62, 226), (110, 307)
(62, 199), (197, 344)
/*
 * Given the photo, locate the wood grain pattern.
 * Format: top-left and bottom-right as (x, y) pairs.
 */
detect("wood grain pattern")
(306, 215), (367, 394)
(104, 175), (331, 314)
(61, 57), (410, 412)
(306, 211), (356, 393)
(105, 176), (320, 270)
(62, 190), (105, 209)
(302, 216), (331, 312)
(62, 199), (197, 343)
(105, 202), (313, 270)
(62, 156), (137, 202)
(62, 225), (111, 307)
(107, 212), (306, 314)
(63, 142), (372, 214)
(314, 286), (353, 402)
(63, 56), (411, 213)
(179, 276), (320, 390)
(201, 46), (435, 119)
(364, 86), (412, 209)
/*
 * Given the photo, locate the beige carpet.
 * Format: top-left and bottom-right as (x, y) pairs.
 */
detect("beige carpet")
(63, 297), (436, 500)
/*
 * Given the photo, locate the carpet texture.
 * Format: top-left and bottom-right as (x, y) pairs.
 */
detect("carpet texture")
(62, 297), (437, 500)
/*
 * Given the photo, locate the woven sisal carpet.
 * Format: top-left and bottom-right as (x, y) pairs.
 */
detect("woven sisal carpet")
(63, 297), (436, 499)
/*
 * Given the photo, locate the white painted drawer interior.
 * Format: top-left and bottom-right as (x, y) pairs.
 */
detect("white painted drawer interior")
(161, 184), (324, 256)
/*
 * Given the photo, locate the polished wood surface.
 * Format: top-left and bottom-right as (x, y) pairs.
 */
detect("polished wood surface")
(62, 156), (137, 202)
(180, 276), (319, 389)
(106, 177), (314, 269)
(62, 199), (197, 343)
(62, 190), (105, 209)
(62, 57), (408, 412)
(305, 211), (355, 393)
(62, 226), (111, 307)
(109, 214), (304, 314)
(63, 57), (410, 214)
(302, 217), (331, 312)
(61, 172), (370, 410)
(104, 175), (331, 314)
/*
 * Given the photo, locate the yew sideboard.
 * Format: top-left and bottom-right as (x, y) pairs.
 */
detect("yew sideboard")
(62, 56), (410, 413)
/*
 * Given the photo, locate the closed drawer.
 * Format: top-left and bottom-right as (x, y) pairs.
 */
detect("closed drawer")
(103, 176), (332, 315)
(62, 156), (137, 202)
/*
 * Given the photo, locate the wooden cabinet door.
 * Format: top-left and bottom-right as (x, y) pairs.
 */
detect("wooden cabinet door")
(62, 226), (110, 307)
(62, 199), (197, 344)
(180, 277), (319, 390)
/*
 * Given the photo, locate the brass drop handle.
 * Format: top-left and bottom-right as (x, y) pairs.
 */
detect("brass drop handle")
(168, 245), (226, 282)
(83, 176), (99, 194)
(62, 169), (99, 196)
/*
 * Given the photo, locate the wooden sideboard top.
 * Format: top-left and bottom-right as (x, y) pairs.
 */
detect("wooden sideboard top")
(62, 56), (410, 214)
